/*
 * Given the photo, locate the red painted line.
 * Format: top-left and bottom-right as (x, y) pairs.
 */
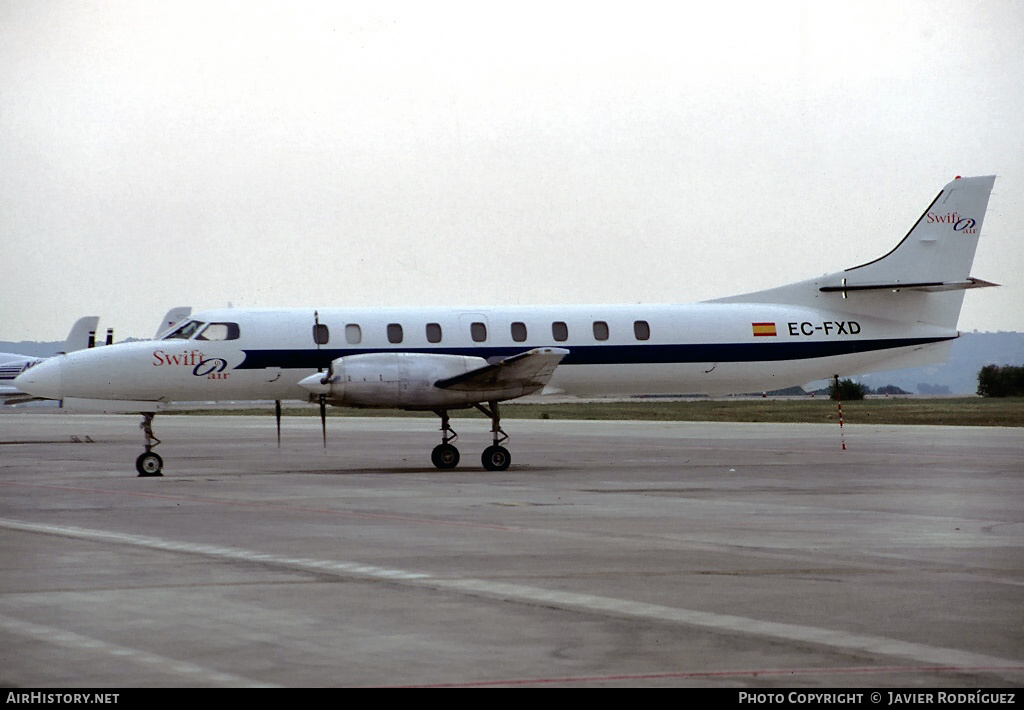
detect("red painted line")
(0, 480), (514, 532)
(391, 664), (1024, 688)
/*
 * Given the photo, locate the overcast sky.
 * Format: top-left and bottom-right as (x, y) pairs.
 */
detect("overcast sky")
(2, 0), (1022, 341)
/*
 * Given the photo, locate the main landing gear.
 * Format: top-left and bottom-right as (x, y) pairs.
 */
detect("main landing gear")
(431, 410), (460, 469)
(431, 401), (511, 471)
(130, 404), (512, 476)
(135, 412), (163, 477)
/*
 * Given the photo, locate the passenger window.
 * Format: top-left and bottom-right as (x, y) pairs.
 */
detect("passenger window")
(312, 323), (329, 345)
(593, 321), (609, 341)
(634, 320), (651, 341)
(471, 322), (487, 343)
(197, 322), (240, 341)
(511, 322), (527, 342)
(387, 323), (404, 344)
(552, 321), (568, 342)
(163, 320), (204, 340)
(426, 323), (442, 343)
(345, 324), (362, 345)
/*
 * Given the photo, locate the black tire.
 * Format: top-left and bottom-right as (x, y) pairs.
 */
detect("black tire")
(431, 443), (460, 469)
(481, 445), (511, 471)
(135, 452), (163, 477)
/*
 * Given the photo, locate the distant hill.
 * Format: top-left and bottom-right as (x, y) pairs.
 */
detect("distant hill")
(0, 339), (63, 360)
(855, 331), (1024, 395)
(2, 331), (1021, 395)
(0, 337), (144, 361)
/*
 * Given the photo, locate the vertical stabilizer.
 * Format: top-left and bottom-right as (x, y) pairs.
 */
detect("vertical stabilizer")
(155, 307), (193, 338)
(59, 317), (101, 354)
(843, 175), (995, 285)
(709, 176), (996, 330)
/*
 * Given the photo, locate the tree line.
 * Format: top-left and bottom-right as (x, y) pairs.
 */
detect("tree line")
(977, 364), (1024, 397)
(827, 365), (1024, 399)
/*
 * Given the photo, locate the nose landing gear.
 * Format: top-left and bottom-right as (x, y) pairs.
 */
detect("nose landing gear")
(135, 412), (163, 477)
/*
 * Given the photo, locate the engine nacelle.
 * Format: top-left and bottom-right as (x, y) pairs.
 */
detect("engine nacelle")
(305, 352), (490, 408)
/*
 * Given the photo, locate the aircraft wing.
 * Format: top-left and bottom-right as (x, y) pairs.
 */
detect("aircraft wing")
(434, 347), (568, 398)
(0, 385), (44, 405)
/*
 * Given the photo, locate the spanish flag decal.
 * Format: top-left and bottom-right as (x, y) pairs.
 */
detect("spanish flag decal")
(752, 322), (777, 337)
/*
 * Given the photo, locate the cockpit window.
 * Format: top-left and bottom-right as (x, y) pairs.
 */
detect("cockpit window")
(163, 320), (205, 339)
(196, 322), (240, 341)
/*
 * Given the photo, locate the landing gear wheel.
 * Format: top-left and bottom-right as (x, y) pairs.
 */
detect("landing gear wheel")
(431, 443), (460, 469)
(481, 445), (511, 472)
(135, 452), (163, 477)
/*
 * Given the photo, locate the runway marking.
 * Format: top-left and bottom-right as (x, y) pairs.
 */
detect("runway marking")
(0, 480), (514, 531)
(400, 664), (1024, 687)
(4, 517), (1022, 672)
(5, 483), (1021, 589)
(0, 613), (278, 687)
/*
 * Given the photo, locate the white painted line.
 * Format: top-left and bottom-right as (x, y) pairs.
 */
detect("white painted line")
(3, 517), (1020, 671)
(0, 614), (278, 687)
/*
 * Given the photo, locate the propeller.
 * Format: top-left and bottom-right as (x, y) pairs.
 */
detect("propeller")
(320, 394), (327, 448)
(314, 310), (328, 449)
(275, 400), (281, 448)
(318, 360), (334, 449)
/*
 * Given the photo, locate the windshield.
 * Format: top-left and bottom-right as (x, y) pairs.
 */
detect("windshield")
(162, 320), (205, 339)
(196, 322), (240, 341)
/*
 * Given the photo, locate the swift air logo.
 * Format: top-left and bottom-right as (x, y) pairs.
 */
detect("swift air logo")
(152, 349), (205, 367)
(926, 212), (978, 234)
(193, 358), (229, 379)
(152, 349), (230, 379)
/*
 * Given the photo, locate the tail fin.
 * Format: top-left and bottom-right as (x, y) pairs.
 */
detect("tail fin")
(837, 175), (995, 288)
(58, 317), (101, 355)
(154, 306), (192, 339)
(712, 175), (997, 330)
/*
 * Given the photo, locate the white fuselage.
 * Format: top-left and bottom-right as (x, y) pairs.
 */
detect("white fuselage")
(16, 302), (957, 406)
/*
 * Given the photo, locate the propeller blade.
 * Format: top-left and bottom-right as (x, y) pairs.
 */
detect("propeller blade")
(275, 400), (281, 448)
(321, 359), (334, 386)
(319, 394), (327, 448)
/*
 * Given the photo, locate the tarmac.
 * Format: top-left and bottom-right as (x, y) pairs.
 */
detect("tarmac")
(1, 411), (1022, 688)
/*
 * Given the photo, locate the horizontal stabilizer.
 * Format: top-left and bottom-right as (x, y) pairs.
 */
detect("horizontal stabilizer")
(435, 347), (568, 394)
(819, 277), (999, 294)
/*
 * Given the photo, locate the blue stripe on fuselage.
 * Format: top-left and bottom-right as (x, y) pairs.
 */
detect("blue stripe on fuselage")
(236, 337), (952, 370)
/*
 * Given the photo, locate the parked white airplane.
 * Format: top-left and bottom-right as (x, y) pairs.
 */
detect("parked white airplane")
(16, 176), (996, 476)
(0, 316), (100, 404)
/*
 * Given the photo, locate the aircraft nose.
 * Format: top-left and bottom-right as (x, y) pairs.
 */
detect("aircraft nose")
(14, 357), (64, 400)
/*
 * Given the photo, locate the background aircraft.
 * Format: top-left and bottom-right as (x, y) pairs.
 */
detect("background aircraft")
(153, 306), (192, 339)
(14, 177), (996, 476)
(0, 316), (99, 405)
